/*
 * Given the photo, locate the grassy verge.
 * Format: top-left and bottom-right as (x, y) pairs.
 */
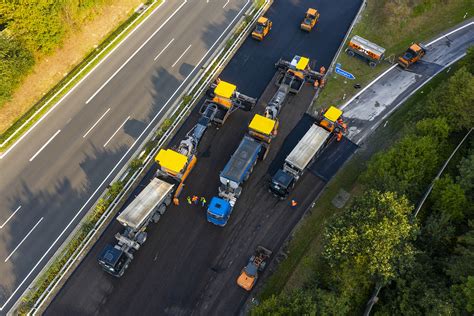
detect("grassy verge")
(0, 0), (161, 150)
(259, 57), (465, 299)
(315, 0), (472, 110)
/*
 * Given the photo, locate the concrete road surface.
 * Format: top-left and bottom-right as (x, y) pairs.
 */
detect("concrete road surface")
(46, 0), (362, 315)
(0, 0), (252, 312)
(342, 20), (474, 145)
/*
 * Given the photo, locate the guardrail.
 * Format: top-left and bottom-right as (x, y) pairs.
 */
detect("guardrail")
(24, 0), (270, 314)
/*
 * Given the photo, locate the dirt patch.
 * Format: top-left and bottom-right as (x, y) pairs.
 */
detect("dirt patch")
(0, 0), (144, 133)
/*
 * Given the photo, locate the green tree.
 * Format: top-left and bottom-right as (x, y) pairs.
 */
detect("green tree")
(323, 191), (418, 283)
(0, 34), (34, 104)
(460, 45), (474, 74)
(362, 135), (442, 201)
(414, 117), (450, 141)
(2, 1), (66, 54)
(425, 67), (474, 131)
(457, 150), (474, 198)
(430, 176), (469, 221)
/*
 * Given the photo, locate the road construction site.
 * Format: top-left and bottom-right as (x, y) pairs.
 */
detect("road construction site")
(46, 0), (363, 314)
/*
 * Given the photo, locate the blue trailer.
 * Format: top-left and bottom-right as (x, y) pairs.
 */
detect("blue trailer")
(207, 136), (262, 226)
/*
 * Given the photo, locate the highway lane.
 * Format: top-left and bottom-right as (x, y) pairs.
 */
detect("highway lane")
(46, 0), (363, 315)
(0, 0), (250, 312)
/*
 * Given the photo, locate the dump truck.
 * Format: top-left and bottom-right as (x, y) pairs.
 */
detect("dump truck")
(346, 35), (386, 67)
(252, 16), (272, 41)
(398, 43), (426, 69)
(269, 106), (346, 199)
(207, 55), (325, 226)
(200, 79), (257, 126)
(237, 246), (272, 291)
(98, 178), (174, 277)
(300, 8), (319, 32)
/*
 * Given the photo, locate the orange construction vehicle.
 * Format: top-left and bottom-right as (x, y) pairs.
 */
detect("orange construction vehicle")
(300, 8), (319, 32)
(398, 43), (426, 69)
(252, 17), (272, 41)
(237, 246), (272, 291)
(317, 106), (347, 141)
(346, 35), (385, 68)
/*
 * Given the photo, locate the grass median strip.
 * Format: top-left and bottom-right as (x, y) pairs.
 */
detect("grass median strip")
(0, 0), (162, 151)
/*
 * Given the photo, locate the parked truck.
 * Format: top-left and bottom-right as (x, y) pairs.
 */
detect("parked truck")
(98, 178), (174, 277)
(207, 55), (326, 226)
(269, 106), (346, 199)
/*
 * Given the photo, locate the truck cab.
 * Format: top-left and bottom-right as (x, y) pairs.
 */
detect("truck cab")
(300, 8), (319, 32)
(398, 43), (426, 69)
(207, 196), (232, 226)
(269, 169), (295, 199)
(98, 244), (131, 277)
(252, 17), (272, 41)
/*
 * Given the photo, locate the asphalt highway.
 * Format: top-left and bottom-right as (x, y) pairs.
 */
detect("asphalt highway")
(46, 0), (362, 315)
(0, 0), (252, 312)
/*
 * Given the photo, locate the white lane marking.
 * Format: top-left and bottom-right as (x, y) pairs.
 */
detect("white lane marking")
(5, 217), (44, 262)
(223, 0), (230, 8)
(171, 44), (192, 68)
(103, 116), (130, 147)
(83, 108), (111, 138)
(0, 0), (250, 310)
(0, 206), (21, 229)
(86, 0), (188, 104)
(154, 38), (175, 61)
(0, 1), (167, 159)
(340, 21), (474, 110)
(29, 130), (61, 162)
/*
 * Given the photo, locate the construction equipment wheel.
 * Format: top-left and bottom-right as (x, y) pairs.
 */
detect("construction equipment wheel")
(164, 197), (172, 206)
(346, 49), (355, 57)
(157, 204), (167, 215)
(369, 61), (377, 68)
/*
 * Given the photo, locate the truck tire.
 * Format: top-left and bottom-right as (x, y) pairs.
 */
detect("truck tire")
(157, 204), (167, 215)
(258, 261), (267, 271)
(164, 196), (172, 206)
(152, 212), (161, 223)
(346, 49), (355, 57)
(369, 61), (377, 68)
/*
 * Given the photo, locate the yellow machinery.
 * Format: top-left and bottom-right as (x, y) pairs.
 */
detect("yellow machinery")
(317, 106), (346, 141)
(201, 79), (257, 126)
(248, 114), (278, 144)
(398, 43), (426, 69)
(252, 16), (272, 41)
(300, 8), (319, 32)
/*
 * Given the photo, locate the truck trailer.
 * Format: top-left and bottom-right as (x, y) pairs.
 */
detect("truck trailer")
(269, 106), (346, 199)
(98, 178), (174, 277)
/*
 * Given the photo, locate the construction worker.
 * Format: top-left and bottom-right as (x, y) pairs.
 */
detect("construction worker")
(319, 66), (326, 74)
(187, 196), (192, 205)
(200, 197), (207, 207)
(192, 195), (199, 205)
(291, 199), (298, 208)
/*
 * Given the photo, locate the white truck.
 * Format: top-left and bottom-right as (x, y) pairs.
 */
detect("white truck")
(98, 178), (174, 277)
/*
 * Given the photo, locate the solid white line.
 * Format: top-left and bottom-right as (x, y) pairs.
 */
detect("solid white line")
(223, 0), (230, 8)
(426, 21), (473, 46)
(171, 44), (192, 68)
(0, 206), (21, 229)
(0, 0), (166, 158)
(5, 217), (44, 262)
(86, 0), (188, 104)
(103, 116), (130, 147)
(154, 38), (175, 61)
(29, 130), (61, 162)
(83, 108), (111, 138)
(0, 0), (250, 310)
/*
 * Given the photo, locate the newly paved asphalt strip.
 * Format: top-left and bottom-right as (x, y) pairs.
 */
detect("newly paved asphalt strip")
(46, 0), (363, 315)
(0, 0), (251, 312)
(342, 21), (474, 145)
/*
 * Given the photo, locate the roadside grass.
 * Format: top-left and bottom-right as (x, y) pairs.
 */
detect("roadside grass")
(0, 0), (161, 150)
(259, 58), (465, 299)
(314, 0), (472, 110)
